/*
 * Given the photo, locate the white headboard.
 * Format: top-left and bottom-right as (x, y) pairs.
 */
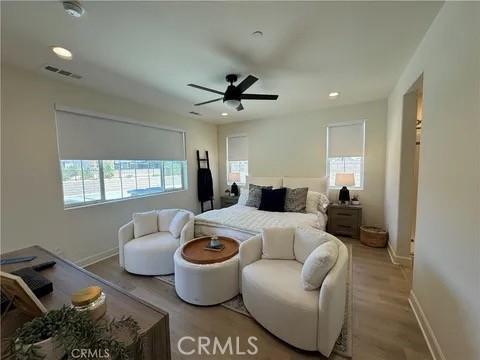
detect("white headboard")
(246, 176), (328, 194)
(283, 177), (328, 194)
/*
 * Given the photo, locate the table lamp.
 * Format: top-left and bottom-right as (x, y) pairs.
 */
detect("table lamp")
(228, 172), (241, 196)
(335, 173), (355, 204)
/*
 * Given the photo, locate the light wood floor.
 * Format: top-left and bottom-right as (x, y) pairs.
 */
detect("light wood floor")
(86, 238), (431, 360)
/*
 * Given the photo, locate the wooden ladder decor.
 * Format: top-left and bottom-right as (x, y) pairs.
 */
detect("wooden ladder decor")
(197, 150), (214, 213)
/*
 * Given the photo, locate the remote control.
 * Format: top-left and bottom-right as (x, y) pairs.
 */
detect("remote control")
(0, 256), (36, 265)
(32, 261), (56, 271)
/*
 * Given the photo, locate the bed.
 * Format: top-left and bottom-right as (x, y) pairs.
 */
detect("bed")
(195, 177), (329, 242)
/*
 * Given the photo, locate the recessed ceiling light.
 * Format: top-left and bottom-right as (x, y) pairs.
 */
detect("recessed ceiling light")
(51, 46), (73, 60)
(62, 1), (85, 18)
(252, 30), (263, 38)
(221, 112), (229, 116)
(329, 91), (340, 98)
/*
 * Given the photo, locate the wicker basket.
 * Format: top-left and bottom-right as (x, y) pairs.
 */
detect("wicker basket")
(360, 226), (388, 248)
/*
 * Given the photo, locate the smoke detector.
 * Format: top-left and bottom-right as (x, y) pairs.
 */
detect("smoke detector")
(62, 1), (85, 18)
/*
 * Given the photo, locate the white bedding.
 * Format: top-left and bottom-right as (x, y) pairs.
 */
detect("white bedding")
(195, 205), (327, 242)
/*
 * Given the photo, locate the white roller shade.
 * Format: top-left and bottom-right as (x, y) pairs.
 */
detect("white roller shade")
(227, 135), (248, 161)
(328, 122), (365, 157)
(55, 109), (186, 160)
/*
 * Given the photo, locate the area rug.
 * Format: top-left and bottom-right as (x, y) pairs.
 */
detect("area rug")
(155, 244), (353, 358)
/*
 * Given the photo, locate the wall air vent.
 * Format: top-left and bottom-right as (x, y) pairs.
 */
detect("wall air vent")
(189, 111), (202, 116)
(43, 65), (82, 79)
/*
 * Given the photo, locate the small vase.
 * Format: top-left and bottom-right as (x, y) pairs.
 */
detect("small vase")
(16, 337), (65, 360)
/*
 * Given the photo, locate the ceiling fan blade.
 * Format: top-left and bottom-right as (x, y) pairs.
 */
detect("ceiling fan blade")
(194, 97), (223, 106)
(236, 75), (258, 93)
(236, 103), (244, 111)
(241, 94), (279, 100)
(188, 84), (224, 96)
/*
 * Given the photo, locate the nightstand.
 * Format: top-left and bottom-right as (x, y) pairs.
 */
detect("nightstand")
(327, 204), (363, 239)
(220, 195), (239, 208)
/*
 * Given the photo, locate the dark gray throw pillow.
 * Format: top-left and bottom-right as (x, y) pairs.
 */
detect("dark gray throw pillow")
(245, 184), (272, 208)
(284, 187), (309, 213)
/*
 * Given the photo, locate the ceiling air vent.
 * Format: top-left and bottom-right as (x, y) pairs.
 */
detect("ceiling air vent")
(43, 65), (82, 79)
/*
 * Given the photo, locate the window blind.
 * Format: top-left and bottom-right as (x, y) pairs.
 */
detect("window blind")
(227, 135), (248, 161)
(55, 108), (186, 161)
(327, 122), (365, 157)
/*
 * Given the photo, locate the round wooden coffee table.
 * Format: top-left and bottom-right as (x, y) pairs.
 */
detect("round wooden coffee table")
(174, 236), (240, 305)
(181, 236), (239, 264)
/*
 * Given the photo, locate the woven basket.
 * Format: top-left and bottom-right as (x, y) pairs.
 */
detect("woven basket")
(360, 226), (388, 248)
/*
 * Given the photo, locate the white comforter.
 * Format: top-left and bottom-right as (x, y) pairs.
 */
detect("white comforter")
(195, 205), (326, 241)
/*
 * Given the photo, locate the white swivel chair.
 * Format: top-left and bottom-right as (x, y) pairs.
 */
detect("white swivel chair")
(118, 209), (195, 275)
(239, 230), (348, 357)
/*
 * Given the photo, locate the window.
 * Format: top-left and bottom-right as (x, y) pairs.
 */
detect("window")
(326, 121), (365, 189)
(226, 135), (248, 184)
(56, 107), (187, 208)
(61, 160), (187, 207)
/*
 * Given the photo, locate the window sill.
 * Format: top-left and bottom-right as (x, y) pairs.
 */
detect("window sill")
(64, 188), (187, 210)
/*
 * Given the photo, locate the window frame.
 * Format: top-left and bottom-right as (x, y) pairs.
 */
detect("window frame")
(326, 120), (366, 190)
(60, 159), (187, 209)
(226, 134), (248, 185)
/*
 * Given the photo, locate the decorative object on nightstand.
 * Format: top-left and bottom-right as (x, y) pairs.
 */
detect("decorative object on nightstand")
(228, 172), (241, 196)
(335, 173), (355, 204)
(360, 226), (388, 247)
(351, 194), (360, 205)
(220, 195), (239, 208)
(327, 204), (362, 239)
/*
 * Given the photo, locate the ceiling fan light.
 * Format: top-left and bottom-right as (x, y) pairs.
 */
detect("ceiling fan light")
(224, 99), (241, 108)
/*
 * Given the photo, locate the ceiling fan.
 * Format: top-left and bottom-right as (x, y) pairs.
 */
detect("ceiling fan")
(188, 74), (278, 111)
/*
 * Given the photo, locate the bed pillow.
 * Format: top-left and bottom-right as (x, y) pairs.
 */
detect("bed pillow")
(238, 189), (249, 206)
(133, 210), (158, 238)
(284, 187), (308, 213)
(301, 241), (338, 290)
(259, 188), (287, 212)
(306, 191), (330, 214)
(261, 227), (296, 260)
(245, 184), (272, 208)
(169, 211), (190, 238)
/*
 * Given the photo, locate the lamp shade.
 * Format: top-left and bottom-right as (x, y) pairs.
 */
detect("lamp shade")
(335, 173), (355, 187)
(228, 172), (241, 183)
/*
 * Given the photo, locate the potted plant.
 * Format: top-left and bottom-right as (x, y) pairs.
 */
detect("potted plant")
(11, 305), (141, 360)
(351, 194), (360, 205)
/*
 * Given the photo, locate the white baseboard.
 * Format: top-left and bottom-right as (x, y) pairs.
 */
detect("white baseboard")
(409, 290), (446, 360)
(76, 247), (118, 268)
(387, 242), (412, 267)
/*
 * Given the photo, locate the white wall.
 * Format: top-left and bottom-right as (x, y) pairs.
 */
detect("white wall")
(1, 65), (219, 263)
(384, 3), (480, 359)
(218, 99), (387, 227)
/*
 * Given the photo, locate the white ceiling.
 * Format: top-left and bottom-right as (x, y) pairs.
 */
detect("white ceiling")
(1, 1), (442, 124)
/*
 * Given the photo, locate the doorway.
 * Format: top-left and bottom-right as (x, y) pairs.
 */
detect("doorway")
(397, 75), (423, 268)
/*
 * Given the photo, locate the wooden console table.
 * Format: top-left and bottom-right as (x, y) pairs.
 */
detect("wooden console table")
(0, 246), (171, 360)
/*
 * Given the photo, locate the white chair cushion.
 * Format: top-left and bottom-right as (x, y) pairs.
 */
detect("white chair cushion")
(261, 227), (295, 260)
(123, 232), (180, 275)
(301, 241), (339, 290)
(242, 259), (319, 350)
(169, 211), (190, 238)
(132, 210), (158, 238)
(294, 227), (329, 263)
(158, 209), (178, 232)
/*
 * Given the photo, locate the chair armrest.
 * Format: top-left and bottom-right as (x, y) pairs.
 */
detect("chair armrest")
(238, 234), (262, 292)
(180, 218), (195, 245)
(317, 238), (348, 356)
(118, 221), (134, 268)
